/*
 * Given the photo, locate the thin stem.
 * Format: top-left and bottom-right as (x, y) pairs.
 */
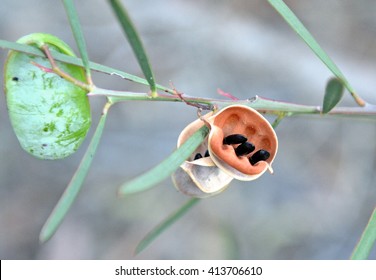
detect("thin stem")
(272, 113), (289, 128)
(2, 40), (371, 110)
(41, 44), (94, 92)
(89, 87), (376, 119)
(28, 43), (376, 120)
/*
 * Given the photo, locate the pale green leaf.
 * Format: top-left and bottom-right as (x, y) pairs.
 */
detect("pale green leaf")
(268, 0), (354, 94)
(39, 106), (110, 242)
(0, 40), (172, 93)
(351, 207), (376, 260)
(135, 198), (200, 255)
(108, 0), (157, 96)
(118, 126), (209, 196)
(62, 0), (92, 81)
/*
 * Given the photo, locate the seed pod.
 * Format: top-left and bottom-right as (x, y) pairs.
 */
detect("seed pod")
(4, 33), (91, 159)
(171, 114), (233, 198)
(207, 105), (278, 181)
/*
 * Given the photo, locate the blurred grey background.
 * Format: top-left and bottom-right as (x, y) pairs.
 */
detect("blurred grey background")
(1, 0), (376, 259)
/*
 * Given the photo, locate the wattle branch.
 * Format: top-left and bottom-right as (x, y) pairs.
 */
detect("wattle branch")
(89, 87), (376, 120)
(2, 39), (376, 120)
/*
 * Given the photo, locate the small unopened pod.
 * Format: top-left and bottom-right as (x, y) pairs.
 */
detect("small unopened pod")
(4, 33), (91, 159)
(171, 115), (233, 198)
(207, 105), (278, 181)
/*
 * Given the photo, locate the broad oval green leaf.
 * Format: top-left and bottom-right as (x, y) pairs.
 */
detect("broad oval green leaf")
(322, 78), (344, 114)
(4, 33), (91, 159)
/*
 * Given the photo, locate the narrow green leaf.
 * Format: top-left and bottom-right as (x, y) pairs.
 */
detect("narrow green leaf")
(62, 0), (92, 81)
(135, 198), (200, 255)
(0, 40), (172, 93)
(267, 0), (355, 95)
(322, 78), (344, 114)
(118, 126), (209, 196)
(351, 207), (376, 260)
(108, 0), (157, 96)
(1, 39), (45, 55)
(39, 106), (110, 242)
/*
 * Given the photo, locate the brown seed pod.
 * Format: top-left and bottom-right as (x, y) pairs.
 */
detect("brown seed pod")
(207, 105), (278, 181)
(171, 114), (233, 198)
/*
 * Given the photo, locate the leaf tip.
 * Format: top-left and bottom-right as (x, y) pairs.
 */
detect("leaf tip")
(117, 185), (128, 197)
(117, 183), (138, 197)
(39, 227), (52, 244)
(134, 243), (146, 256)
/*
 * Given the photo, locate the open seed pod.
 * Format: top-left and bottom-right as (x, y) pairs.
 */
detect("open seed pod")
(207, 105), (278, 181)
(172, 114), (233, 198)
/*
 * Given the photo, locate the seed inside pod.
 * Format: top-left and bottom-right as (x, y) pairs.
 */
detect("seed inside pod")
(207, 105), (278, 180)
(194, 153), (203, 160)
(249, 150), (270, 165)
(223, 134), (247, 145)
(235, 142), (255, 156)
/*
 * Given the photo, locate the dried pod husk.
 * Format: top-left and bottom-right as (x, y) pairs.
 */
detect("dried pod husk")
(4, 33), (91, 159)
(207, 105), (278, 181)
(172, 115), (233, 198)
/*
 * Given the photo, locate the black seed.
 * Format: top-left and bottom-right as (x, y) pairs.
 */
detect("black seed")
(194, 153), (203, 160)
(249, 150), (270, 165)
(235, 142), (255, 156)
(12, 77), (19, 82)
(204, 150), (210, 157)
(223, 134), (247, 145)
